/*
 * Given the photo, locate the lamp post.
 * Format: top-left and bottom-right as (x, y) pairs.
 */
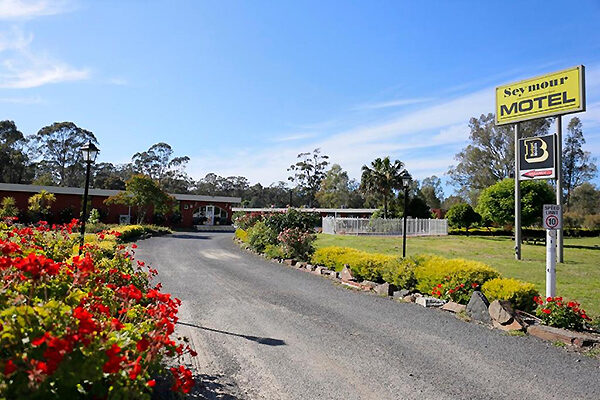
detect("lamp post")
(400, 170), (412, 258)
(79, 141), (99, 254)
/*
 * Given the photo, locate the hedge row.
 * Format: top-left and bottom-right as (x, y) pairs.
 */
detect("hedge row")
(311, 246), (540, 312)
(449, 227), (600, 238)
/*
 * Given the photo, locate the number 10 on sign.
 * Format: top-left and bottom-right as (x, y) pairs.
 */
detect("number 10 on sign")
(543, 205), (562, 298)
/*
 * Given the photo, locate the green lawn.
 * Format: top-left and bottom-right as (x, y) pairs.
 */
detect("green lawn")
(315, 234), (600, 317)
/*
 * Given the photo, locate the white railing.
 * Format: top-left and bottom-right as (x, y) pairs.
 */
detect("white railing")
(322, 217), (448, 236)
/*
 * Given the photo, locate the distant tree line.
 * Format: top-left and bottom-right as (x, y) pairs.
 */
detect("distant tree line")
(2, 113), (596, 228)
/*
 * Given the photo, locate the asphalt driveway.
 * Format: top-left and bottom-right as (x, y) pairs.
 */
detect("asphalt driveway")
(136, 232), (600, 400)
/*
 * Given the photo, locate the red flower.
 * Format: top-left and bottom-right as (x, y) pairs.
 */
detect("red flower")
(111, 318), (124, 330)
(129, 356), (142, 380)
(471, 283), (479, 288)
(4, 359), (17, 376)
(147, 379), (156, 387)
(541, 308), (551, 314)
(136, 337), (150, 352)
(546, 297), (553, 302)
(103, 344), (126, 373)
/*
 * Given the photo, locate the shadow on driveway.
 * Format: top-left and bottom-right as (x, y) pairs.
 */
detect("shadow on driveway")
(169, 234), (213, 240)
(178, 322), (286, 346)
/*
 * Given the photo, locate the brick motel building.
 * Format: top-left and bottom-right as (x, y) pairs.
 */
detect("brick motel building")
(0, 183), (241, 228)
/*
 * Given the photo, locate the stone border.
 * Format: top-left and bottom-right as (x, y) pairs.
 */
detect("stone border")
(233, 238), (600, 353)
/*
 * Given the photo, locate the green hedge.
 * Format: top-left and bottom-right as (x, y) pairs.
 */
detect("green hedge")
(311, 246), (396, 282)
(449, 227), (600, 238)
(414, 256), (500, 294)
(482, 277), (539, 313)
(235, 228), (249, 243)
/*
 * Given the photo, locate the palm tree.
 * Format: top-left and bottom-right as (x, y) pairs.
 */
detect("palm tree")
(360, 157), (404, 218)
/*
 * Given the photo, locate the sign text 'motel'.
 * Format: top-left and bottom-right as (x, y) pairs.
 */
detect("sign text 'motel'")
(496, 65), (586, 125)
(519, 134), (556, 180)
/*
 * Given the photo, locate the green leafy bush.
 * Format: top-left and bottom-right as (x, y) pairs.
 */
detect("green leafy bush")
(0, 220), (195, 398)
(277, 228), (316, 261)
(482, 277), (539, 312)
(414, 256), (499, 294)
(264, 244), (287, 259)
(0, 197), (19, 218)
(381, 256), (423, 290)
(247, 221), (277, 253)
(430, 276), (481, 304)
(263, 209), (319, 233)
(534, 296), (591, 331)
(235, 228), (248, 243)
(310, 246), (395, 282)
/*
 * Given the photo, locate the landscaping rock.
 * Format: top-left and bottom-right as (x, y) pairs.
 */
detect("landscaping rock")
(492, 319), (525, 332)
(375, 282), (395, 296)
(340, 265), (355, 282)
(489, 300), (519, 325)
(441, 301), (466, 314)
(403, 295), (416, 303)
(296, 262), (306, 269)
(283, 259), (296, 266)
(360, 280), (378, 290)
(305, 264), (316, 272)
(313, 266), (324, 275)
(393, 289), (411, 298)
(416, 296), (446, 308)
(466, 291), (491, 324)
(527, 325), (600, 347)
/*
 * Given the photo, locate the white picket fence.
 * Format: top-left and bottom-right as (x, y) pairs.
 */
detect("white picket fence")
(322, 217), (448, 236)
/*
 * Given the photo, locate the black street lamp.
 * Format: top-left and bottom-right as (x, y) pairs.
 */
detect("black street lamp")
(79, 141), (99, 254)
(400, 170), (412, 258)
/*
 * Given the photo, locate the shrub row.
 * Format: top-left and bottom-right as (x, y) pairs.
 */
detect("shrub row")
(311, 246), (540, 311)
(234, 209), (317, 261)
(449, 227), (600, 238)
(311, 247), (396, 282)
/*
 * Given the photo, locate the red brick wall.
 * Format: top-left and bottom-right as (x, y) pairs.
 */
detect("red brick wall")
(0, 189), (235, 227)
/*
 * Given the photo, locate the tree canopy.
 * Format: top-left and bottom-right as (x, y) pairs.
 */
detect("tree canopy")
(33, 122), (98, 187)
(105, 175), (175, 224)
(287, 148), (329, 207)
(562, 117), (597, 205)
(448, 113), (550, 202)
(360, 157), (404, 219)
(476, 178), (554, 227)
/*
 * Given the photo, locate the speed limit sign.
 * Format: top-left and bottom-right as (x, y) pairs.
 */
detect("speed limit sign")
(543, 204), (562, 230)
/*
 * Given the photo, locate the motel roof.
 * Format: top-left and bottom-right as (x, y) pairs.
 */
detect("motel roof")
(0, 183), (241, 204)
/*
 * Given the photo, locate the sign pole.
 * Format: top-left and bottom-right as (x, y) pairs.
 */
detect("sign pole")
(556, 116), (564, 263)
(514, 123), (521, 260)
(546, 229), (557, 298)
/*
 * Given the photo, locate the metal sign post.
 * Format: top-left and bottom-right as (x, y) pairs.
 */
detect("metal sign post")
(514, 124), (521, 260)
(556, 116), (564, 263)
(543, 204), (562, 298)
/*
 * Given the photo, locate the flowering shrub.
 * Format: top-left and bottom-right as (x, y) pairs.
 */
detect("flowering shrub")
(430, 276), (481, 304)
(534, 296), (591, 331)
(482, 277), (539, 312)
(0, 219), (195, 398)
(277, 228), (316, 261)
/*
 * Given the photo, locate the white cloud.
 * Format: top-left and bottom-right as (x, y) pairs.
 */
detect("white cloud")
(0, 0), (73, 19)
(272, 132), (317, 142)
(189, 64), (600, 189)
(0, 26), (90, 88)
(355, 97), (433, 110)
(0, 53), (90, 88)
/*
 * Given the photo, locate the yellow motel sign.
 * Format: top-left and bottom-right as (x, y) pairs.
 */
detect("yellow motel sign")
(495, 65), (585, 125)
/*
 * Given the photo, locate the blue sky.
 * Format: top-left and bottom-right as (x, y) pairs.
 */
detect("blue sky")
(1, 0), (600, 196)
